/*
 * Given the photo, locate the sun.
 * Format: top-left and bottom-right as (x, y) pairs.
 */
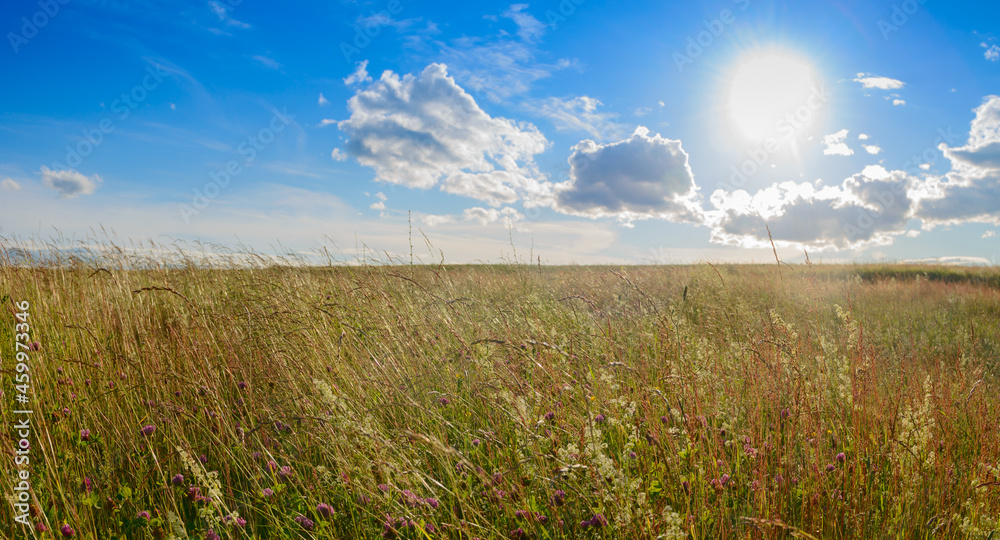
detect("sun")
(727, 52), (818, 140)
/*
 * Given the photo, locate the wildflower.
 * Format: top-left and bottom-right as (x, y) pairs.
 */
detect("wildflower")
(425, 523), (436, 534)
(238, 381), (248, 390)
(60, 524), (75, 537)
(36, 523), (48, 533)
(278, 465), (293, 480)
(720, 474), (730, 486)
(682, 480), (690, 493)
(29, 341), (41, 351)
(266, 460), (278, 473)
(205, 530), (221, 540)
(136, 511), (150, 521)
(140, 424), (156, 437)
(472, 438), (481, 447)
(80, 429), (90, 441)
(199, 454), (208, 464)
(836, 452), (846, 463)
(82, 477), (92, 492)
(660, 415), (669, 425)
(437, 396), (451, 406)
(510, 528), (527, 539)
(261, 488), (274, 498)
(316, 503), (334, 519)
(171, 474), (184, 486)
(594, 413), (606, 423)
(378, 483), (390, 492)
(580, 513), (607, 529)
(544, 411), (555, 421)
(294, 515), (314, 531)
(552, 490), (566, 506)
(826, 463), (836, 472)
(781, 408), (790, 420)
(424, 497), (440, 509)
(174, 390), (181, 397)
(235, 517), (247, 527)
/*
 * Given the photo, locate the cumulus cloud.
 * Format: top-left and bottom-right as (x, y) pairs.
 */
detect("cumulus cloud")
(318, 93), (329, 106)
(40, 167), (101, 198)
(337, 63), (551, 207)
(1, 178), (20, 191)
(823, 129), (854, 156)
(893, 99), (906, 106)
(863, 144), (882, 155)
(463, 206), (524, 225)
(330, 148), (348, 161)
(344, 61), (372, 86)
(553, 127), (701, 224)
(526, 96), (624, 139)
(708, 169), (915, 250)
(370, 192), (387, 210)
(983, 43), (1000, 62)
(853, 73), (905, 90)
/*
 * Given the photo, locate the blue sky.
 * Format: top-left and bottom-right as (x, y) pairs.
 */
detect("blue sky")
(2, 0), (999, 264)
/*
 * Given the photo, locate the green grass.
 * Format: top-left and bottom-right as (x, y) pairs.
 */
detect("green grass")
(1, 244), (999, 539)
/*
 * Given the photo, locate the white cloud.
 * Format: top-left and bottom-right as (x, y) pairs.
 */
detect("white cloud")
(893, 99), (906, 106)
(208, 0), (250, 29)
(983, 42), (1000, 62)
(553, 127), (702, 225)
(1, 178), (20, 191)
(40, 167), (101, 198)
(707, 169), (915, 250)
(858, 133), (870, 140)
(823, 129), (854, 156)
(983, 230), (997, 239)
(502, 4), (545, 43)
(435, 6), (574, 100)
(853, 73), (905, 90)
(526, 96), (624, 140)
(337, 63), (551, 207)
(318, 93), (329, 106)
(863, 144), (882, 155)
(344, 60), (372, 86)
(251, 55), (282, 70)
(463, 206), (524, 225)
(420, 214), (456, 227)
(330, 148), (348, 161)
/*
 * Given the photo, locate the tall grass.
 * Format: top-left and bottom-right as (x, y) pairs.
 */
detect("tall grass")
(1, 239), (998, 539)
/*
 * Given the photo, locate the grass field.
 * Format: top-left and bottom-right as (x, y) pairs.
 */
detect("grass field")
(2, 247), (999, 539)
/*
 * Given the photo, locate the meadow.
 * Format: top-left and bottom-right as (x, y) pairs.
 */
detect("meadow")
(2, 247), (999, 539)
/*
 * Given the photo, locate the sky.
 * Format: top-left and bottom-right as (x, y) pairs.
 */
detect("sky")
(1, 0), (999, 265)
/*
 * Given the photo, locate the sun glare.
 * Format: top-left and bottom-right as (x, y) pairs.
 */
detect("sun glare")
(728, 52), (818, 140)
